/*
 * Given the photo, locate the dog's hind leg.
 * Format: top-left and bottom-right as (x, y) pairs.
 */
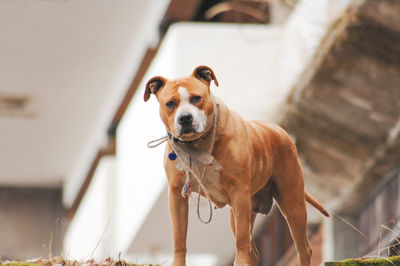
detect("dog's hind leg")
(250, 212), (259, 266)
(273, 159), (312, 266)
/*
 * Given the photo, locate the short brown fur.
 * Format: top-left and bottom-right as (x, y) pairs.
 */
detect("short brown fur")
(145, 66), (329, 266)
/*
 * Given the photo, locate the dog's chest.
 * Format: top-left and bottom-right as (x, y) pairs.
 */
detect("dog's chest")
(176, 157), (228, 207)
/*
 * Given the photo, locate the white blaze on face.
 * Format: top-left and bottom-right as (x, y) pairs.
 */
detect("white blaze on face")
(175, 86), (207, 134)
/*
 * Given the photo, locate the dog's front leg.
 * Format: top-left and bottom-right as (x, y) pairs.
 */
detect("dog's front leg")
(232, 190), (252, 266)
(168, 183), (189, 266)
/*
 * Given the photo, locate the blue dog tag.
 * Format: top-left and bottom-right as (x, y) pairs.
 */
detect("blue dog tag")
(168, 151), (177, 161)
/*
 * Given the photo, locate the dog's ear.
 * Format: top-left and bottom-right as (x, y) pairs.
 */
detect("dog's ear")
(144, 76), (167, 102)
(192, 65), (219, 87)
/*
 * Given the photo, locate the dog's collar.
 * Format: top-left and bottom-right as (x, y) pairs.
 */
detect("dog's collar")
(167, 128), (213, 145)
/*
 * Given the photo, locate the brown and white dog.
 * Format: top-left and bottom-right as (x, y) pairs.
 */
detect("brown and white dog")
(144, 66), (330, 266)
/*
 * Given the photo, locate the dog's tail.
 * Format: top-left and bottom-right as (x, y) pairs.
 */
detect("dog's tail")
(305, 191), (330, 217)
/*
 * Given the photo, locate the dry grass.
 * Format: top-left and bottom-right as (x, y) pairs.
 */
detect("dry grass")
(0, 257), (159, 266)
(324, 255), (400, 265)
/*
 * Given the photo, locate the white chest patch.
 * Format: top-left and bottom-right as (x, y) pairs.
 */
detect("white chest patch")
(175, 87), (207, 134)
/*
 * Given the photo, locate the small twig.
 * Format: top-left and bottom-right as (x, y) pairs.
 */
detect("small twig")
(160, 259), (169, 265)
(381, 224), (399, 236)
(365, 241), (400, 258)
(48, 230), (53, 260)
(89, 217), (112, 259)
(378, 229), (383, 258)
(381, 224), (400, 256)
(42, 217), (60, 260)
(333, 213), (368, 239)
(382, 257), (396, 265)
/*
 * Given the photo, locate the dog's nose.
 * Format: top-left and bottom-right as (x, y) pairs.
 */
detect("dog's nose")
(178, 113), (193, 124)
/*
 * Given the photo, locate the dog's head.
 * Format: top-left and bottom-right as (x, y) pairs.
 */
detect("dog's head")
(144, 65), (219, 142)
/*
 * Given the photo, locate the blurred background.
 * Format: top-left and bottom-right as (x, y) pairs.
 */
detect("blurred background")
(0, 0), (399, 265)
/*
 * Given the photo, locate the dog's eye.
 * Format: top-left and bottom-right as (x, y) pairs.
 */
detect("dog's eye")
(166, 101), (177, 109)
(190, 96), (201, 104)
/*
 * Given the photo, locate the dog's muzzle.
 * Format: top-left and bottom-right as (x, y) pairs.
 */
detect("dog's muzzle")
(178, 112), (195, 135)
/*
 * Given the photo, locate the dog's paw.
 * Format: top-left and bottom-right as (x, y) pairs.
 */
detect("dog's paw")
(171, 258), (186, 266)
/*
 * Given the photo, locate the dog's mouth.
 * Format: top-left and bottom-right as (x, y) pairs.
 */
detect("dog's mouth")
(175, 123), (208, 142)
(178, 125), (196, 137)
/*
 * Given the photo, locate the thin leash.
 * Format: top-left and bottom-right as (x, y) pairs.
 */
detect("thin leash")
(169, 136), (215, 224)
(147, 101), (220, 224)
(147, 135), (168, 148)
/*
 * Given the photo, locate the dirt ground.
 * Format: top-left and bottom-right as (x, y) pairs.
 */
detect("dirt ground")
(0, 257), (158, 266)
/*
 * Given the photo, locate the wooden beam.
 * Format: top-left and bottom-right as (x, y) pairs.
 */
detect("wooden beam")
(110, 47), (158, 132)
(67, 140), (115, 218)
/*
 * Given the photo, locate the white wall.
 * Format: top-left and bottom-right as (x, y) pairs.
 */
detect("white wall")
(64, 156), (117, 259)
(63, 0), (170, 207)
(167, 23), (284, 122)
